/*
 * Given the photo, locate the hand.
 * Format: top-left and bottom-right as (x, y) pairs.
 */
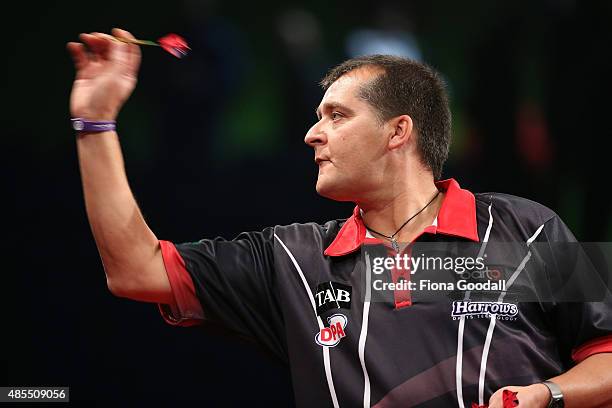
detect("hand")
(488, 384), (550, 408)
(67, 28), (141, 121)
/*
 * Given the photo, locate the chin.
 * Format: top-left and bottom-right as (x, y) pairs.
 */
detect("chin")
(315, 179), (353, 202)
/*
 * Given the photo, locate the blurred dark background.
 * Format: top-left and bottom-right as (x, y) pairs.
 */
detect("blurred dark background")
(2, 0), (612, 406)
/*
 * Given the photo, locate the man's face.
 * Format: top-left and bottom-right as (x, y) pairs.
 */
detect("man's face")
(305, 68), (390, 201)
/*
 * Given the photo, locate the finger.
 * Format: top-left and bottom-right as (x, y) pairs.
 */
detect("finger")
(66, 42), (89, 72)
(112, 27), (136, 40)
(112, 28), (141, 74)
(95, 32), (124, 63)
(78, 33), (101, 62)
(89, 32), (113, 60)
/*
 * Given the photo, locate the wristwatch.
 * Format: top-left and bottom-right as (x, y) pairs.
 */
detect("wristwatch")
(71, 118), (116, 133)
(541, 380), (564, 408)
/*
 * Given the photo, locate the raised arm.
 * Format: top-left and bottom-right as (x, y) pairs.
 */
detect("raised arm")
(68, 28), (172, 304)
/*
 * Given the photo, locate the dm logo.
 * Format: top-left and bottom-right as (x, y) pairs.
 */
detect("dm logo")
(315, 314), (348, 347)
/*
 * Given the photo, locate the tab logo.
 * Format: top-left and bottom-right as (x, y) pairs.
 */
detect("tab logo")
(315, 314), (348, 347)
(315, 281), (352, 316)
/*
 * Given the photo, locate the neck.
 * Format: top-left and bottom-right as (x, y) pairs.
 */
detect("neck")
(358, 174), (443, 243)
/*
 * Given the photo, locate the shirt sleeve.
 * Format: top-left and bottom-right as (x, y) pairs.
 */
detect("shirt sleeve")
(158, 227), (286, 359)
(539, 215), (612, 365)
(158, 240), (205, 327)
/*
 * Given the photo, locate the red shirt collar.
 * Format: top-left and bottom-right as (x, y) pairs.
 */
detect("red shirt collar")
(324, 178), (479, 257)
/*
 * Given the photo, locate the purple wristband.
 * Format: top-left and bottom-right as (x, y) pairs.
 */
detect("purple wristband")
(71, 118), (116, 133)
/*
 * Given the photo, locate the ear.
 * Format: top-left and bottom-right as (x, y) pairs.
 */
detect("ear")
(387, 115), (414, 150)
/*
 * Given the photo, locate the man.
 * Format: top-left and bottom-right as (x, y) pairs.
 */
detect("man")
(68, 28), (612, 407)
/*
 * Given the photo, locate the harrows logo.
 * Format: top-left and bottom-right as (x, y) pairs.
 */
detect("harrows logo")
(451, 301), (518, 320)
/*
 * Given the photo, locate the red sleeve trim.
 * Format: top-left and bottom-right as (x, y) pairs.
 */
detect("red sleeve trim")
(157, 240), (204, 327)
(571, 334), (612, 363)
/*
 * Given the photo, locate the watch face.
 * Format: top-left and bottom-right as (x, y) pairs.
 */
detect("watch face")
(550, 397), (564, 408)
(73, 120), (84, 131)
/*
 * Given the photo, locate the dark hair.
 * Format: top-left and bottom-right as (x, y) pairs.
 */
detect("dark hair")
(320, 55), (451, 180)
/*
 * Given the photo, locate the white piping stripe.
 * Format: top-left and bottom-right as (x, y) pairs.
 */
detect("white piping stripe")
(359, 253), (373, 408)
(477, 204), (494, 258)
(526, 224), (545, 246)
(455, 317), (467, 408)
(477, 251), (532, 406)
(456, 203), (493, 408)
(478, 316), (497, 406)
(274, 234), (340, 408)
(476, 224), (545, 405)
(275, 234), (319, 317)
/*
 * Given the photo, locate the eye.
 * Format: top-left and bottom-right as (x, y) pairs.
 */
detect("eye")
(331, 111), (343, 121)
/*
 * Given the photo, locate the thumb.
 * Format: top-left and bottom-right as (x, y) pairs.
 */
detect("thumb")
(111, 28), (141, 75)
(95, 33), (126, 66)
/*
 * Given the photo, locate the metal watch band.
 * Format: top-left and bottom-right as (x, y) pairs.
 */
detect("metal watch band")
(71, 118), (116, 133)
(542, 380), (564, 408)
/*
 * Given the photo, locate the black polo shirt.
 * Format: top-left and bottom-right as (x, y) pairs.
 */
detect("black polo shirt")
(158, 179), (612, 407)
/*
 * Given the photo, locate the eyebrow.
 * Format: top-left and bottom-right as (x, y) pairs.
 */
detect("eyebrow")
(315, 102), (355, 119)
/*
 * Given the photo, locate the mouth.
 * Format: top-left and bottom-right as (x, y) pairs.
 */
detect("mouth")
(316, 160), (332, 174)
(315, 157), (331, 165)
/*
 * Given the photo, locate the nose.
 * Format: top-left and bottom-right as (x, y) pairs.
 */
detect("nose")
(304, 121), (327, 147)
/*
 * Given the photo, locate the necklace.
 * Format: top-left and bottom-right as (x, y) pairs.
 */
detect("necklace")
(363, 190), (440, 251)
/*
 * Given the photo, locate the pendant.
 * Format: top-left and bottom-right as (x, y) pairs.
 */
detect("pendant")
(391, 238), (400, 252)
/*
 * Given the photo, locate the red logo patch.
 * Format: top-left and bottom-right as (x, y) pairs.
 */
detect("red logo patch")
(315, 314), (348, 347)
